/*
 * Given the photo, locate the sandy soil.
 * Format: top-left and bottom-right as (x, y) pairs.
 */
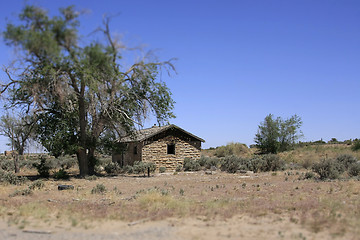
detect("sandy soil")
(0, 215), (339, 240)
(0, 170), (359, 239)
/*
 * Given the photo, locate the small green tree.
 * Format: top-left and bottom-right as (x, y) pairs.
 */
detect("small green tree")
(254, 114), (303, 154)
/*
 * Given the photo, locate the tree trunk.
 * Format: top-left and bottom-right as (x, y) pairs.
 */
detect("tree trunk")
(77, 149), (88, 176)
(78, 83), (88, 176)
(13, 153), (19, 173)
(87, 147), (96, 175)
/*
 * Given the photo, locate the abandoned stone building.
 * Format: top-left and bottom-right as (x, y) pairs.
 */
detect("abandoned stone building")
(112, 124), (205, 171)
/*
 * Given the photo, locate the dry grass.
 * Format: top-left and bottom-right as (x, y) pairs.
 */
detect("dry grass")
(279, 144), (360, 166)
(0, 169), (359, 238)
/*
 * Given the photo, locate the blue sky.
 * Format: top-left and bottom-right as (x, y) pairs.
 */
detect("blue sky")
(0, 0), (359, 152)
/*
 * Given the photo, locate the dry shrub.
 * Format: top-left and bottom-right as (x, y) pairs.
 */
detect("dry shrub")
(214, 142), (250, 158)
(312, 159), (344, 180)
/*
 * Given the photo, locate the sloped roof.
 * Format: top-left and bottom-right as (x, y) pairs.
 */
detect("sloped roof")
(118, 124), (205, 143)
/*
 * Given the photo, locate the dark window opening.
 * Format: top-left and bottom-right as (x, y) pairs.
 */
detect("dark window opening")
(133, 146), (138, 155)
(167, 143), (175, 154)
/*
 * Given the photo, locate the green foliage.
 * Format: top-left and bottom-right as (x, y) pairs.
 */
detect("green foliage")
(91, 184), (107, 194)
(352, 139), (360, 151)
(261, 154), (285, 172)
(0, 169), (27, 185)
(104, 162), (121, 174)
(312, 159), (344, 180)
(198, 155), (219, 169)
(304, 172), (315, 179)
(159, 167), (166, 173)
(53, 168), (70, 180)
(255, 114), (303, 154)
(220, 155), (246, 173)
(220, 154), (285, 173)
(36, 109), (79, 158)
(328, 138), (338, 144)
(183, 158), (201, 171)
(33, 156), (51, 178)
(1, 159), (15, 172)
(348, 162), (360, 177)
(132, 161), (156, 175)
(123, 165), (134, 174)
(336, 154), (357, 169)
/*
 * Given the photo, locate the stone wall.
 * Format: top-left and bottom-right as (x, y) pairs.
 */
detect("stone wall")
(142, 135), (201, 171)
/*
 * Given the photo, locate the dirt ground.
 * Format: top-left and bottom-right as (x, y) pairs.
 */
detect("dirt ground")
(1, 170), (359, 240)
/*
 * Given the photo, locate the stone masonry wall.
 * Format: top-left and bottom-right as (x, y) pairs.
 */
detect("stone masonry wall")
(142, 135), (200, 171)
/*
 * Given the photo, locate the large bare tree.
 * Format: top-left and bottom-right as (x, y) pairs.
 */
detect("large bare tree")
(0, 113), (36, 173)
(1, 5), (175, 176)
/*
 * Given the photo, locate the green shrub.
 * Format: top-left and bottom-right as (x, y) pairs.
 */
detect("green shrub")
(336, 154), (357, 169)
(91, 184), (107, 194)
(104, 162), (121, 174)
(248, 156), (266, 173)
(1, 159), (15, 172)
(53, 168), (70, 180)
(219, 154), (285, 173)
(159, 167), (166, 173)
(352, 139), (360, 151)
(261, 154), (285, 172)
(132, 161), (156, 175)
(348, 162), (360, 177)
(220, 155), (245, 173)
(183, 158), (201, 171)
(33, 156), (51, 178)
(28, 179), (45, 190)
(123, 165), (133, 174)
(304, 172), (315, 179)
(57, 156), (78, 169)
(20, 158), (38, 169)
(199, 155), (219, 169)
(312, 158), (344, 180)
(0, 170), (27, 185)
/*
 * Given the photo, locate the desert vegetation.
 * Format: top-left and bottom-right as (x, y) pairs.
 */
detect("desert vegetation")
(0, 142), (359, 239)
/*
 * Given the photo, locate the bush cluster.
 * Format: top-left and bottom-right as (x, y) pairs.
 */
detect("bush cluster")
(352, 139), (360, 151)
(312, 159), (343, 180)
(28, 179), (45, 190)
(220, 154), (285, 173)
(198, 155), (219, 169)
(53, 168), (70, 180)
(33, 156), (51, 178)
(0, 169), (27, 185)
(183, 158), (201, 171)
(312, 154), (359, 180)
(132, 161), (156, 175)
(104, 162), (121, 174)
(91, 184), (107, 194)
(1, 159), (15, 172)
(348, 162), (360, 177)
